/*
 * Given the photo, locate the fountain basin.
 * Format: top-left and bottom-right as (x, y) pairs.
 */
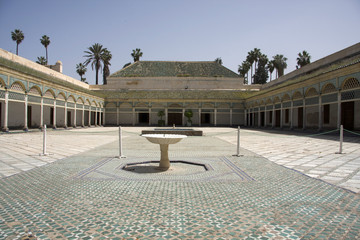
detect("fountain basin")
(142, 134), (187, 169)
(142, 128), (203, 136)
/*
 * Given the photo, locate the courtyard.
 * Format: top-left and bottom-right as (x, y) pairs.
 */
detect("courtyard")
(0, 127), (359, 239)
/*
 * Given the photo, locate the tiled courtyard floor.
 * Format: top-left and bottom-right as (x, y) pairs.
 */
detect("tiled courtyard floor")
(0, 127), (360, 239)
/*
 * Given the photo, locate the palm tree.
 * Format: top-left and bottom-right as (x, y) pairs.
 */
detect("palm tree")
(252, 48), (261, 74)
(246, 51), (255, 84)
(272, 54), (288, 78)
(238, 61), (251, 84)
(11, 29), (24, 55)
(36, 56), (47, 65)
(40, 35), (51, 65)
(131, 48), (143, 62)
(84, 43), (105, 85)
(296, 50), (311, 69)
(215, 57), (222, 65)
(76, 63), (87, 82)
(267, 60), (275, 81)
(101, 48), (112, 85)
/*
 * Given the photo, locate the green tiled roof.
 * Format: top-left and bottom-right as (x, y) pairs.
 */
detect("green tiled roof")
(110, 61), (240, 78)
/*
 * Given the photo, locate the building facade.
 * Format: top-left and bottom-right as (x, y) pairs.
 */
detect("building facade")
(0, 43), (359, 131)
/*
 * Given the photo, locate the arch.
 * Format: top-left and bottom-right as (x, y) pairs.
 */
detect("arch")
(322, 83), (337, 94)
(76, 97), (84, 104)
(135, 102), (148, 108)
(85, 99), (91, 106)
(0, 78), (6, 89)
(202, 103), (214, 109)
(342, 77), (360, 90)
(273, 96), (281, 103)
(282, 93), (291, 102)
(184, 103), (198, 108)
(105, 102), (116, 108)
(168, 103), (182, 108)
(292, 91), (302, 100)
(305, 87), (318, 97)
(266, 98), (272, 105)
(120, 102), (132, 108)
(28, 86), (42, 96)
(67, 95), (76, 102)
(10, 81), (26, 92)
(91, 101), (98, 107)
(57, 92), (66, 101)
(43, 89), (55, 99)
(259, 100), (265, 106)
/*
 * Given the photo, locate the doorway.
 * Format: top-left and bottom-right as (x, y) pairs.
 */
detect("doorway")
(27, 106), (32, 128)
(67, 111), (71, 127)
(168, 113), (182, 126)
(201, 113), (211, 125)
(260, 112), (264, 127)
(341, 101), (354, 130)
(139, 113), (149, 125)
(275, 110), (281, 127)
(298, 107), (303, 128)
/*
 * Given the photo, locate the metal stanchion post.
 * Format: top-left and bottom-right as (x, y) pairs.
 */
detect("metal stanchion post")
(233, 126), (243, 157)
(39, 124), (49, 156)
(336, 125), (343, 154)
(118, 126), (126, 158)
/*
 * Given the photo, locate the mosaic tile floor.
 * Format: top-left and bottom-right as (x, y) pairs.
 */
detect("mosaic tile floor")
(1, 133), (360, 239)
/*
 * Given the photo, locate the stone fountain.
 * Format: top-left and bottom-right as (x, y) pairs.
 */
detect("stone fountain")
(142, 134), (187, 169)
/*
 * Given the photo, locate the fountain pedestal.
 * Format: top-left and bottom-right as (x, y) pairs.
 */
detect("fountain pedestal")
(142, 134), (187, 169)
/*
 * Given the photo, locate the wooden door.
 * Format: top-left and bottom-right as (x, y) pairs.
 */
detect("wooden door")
(341, 101), (354, 130)
(168, 113), (182, 126)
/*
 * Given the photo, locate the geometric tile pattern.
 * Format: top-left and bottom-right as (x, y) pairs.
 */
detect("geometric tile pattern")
(0, 130), (360, 239)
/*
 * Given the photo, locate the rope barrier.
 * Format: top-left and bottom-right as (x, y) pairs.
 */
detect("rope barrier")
(344, 129), (360, 136)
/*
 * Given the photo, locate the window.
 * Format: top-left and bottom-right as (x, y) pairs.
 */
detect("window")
(323, 104), (330, 124)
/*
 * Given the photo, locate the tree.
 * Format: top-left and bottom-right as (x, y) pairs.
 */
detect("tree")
(101, 48), (112, 85)
(215, 57), (222, 65)
(254, 54), (269, 84)
(246, 50), (255, 84)
(252, 48), (261, 74)
(272, 54), (288, 78)
(11, 29), (24, 55)
(267, 60), (275, 81)
(84, 43), (105, 85)
(36, 56), (47, 65)
(76, 63), (87, 82)
(131, 48), (143, 62)
(40, 35), (50, 65)
(238, 61), (251, 84)
(296, 50), (311, 69)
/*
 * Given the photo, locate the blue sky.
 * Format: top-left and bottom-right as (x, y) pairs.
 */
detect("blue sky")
(1, 0), (359, 85)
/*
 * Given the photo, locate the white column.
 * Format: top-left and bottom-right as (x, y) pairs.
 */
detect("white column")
(214, 109), (217, 126)
(272, 106), (275, 128)
(53, 100), (57, 128)
(73, 103), (77, 128)
(303, 98), (306, 130)
(132, 107), (135, 126)
(280, 103), (283, 129)
(258, 109), (261, 127)
(337, 90), (341, 129)
(290, 100), (294, 130)
(244, 109), (247, 126)
(182, 108), (185, 126)
(264, 108), (267, 127)
(3, 91), (9, 131)
(198, 108), (201, 127)
(40, 96), (44, 128)
(102, 109), (105, 126)
(116, 106), (119, 126)
(82, 105), (85, 127)
(88, 107), (91, 127)
(24, 94), (28, 130)
(165, 108), (168, 126)
(64, 101), (67, 128)
(95, 107), (98, 126)
(148, 108), (152, 126)
(318, 94), (322, 131)
(99, 109), (102, 126)
(230, 109), (233, 126)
